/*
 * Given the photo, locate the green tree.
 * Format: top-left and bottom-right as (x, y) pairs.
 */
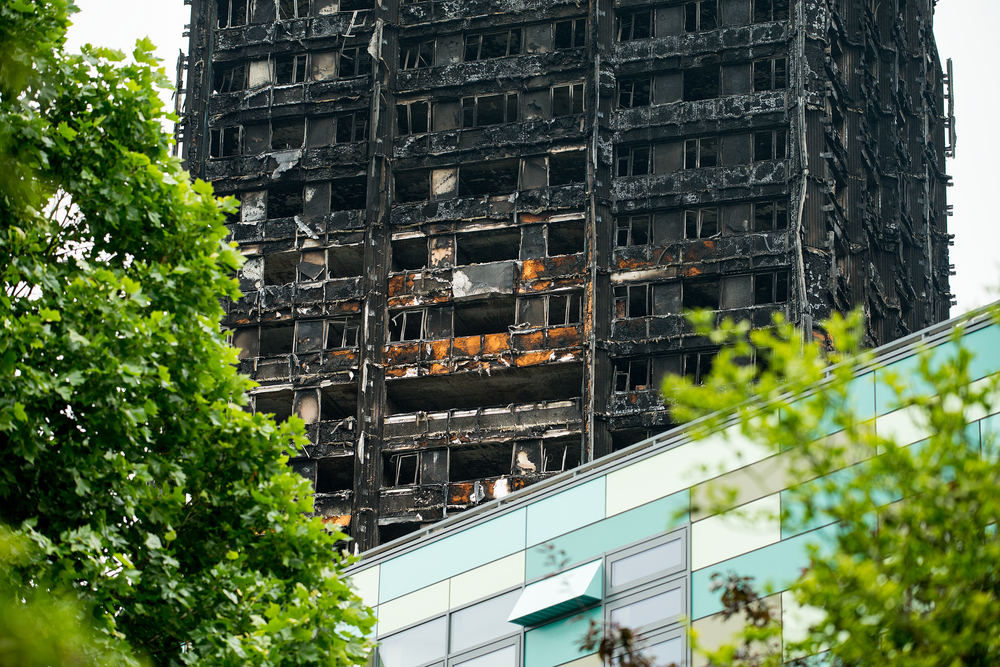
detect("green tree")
(0, 2), (374, 666)
(661, 307), (1000, 666)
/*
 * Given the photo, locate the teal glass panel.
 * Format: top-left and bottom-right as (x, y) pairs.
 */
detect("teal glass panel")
(523, 607), (600, 667)
(451, 590), (521, 653)
(963, 326), (1000, 382)
(525, 491), (689, 581)
(782, 462), (897, 539)
(377, 617), (447, 667)
(526, 478), (606, 547)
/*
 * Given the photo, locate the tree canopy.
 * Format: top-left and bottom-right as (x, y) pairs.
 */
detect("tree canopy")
(0, 1), (374, 665)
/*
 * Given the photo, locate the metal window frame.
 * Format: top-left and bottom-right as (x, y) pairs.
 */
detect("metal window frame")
(462, 92), (518, 128)
(278, 0), (309, 20)
(274, 53), (308, 85)
(553, 18), (587, 48)
(447, 635), (521, 667)
(605, 529), (688, 595)
(615, 214), (651, 247)
(550, 83), (585, 116)
(464, 29), (522, 62)
(684, 0), (718, 33)
(617, 8), (653, 41)
(209, 125), (243, 158)
(683, 207), (720, 239)
(327, 316), (361, 349)
(389, 308), (428, 342)
(604, 576), (689, 634)
(402, 40), (435, 69)
(753, 129), (787, 162)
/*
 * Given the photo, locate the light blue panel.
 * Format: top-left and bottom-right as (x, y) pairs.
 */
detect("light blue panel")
(964, 326), (1000, 381)
(782, 462), (898, 540)
(691, 524), (838, 620)
(525, 491), (689, 581)
(527, 478), (606, 548)
(380, 509), (526, 603)
(523, 606), (600, 667)
(874, 340), (974, 415)
(781, 372), (875, 446)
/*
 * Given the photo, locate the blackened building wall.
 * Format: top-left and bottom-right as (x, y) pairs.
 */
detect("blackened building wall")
(179, 0), (954, 550)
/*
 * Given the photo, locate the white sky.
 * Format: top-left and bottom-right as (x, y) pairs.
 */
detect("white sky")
(64, 0), (998, 316)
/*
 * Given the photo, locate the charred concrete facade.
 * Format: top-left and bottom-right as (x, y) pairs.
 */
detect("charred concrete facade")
(179, 0), (954, 550)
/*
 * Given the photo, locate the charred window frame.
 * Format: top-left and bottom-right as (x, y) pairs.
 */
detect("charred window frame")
(464, 29), (522, 61)
(618, 9), (653, 41)
(684, 207), (720, 239)
(752, 200), (789, 231)
(683, 351), (716, 384)
(616, 215), (651, 247)
(278, 0), (308, 19)
(753, 0), (790, 22)
(683, 66), (720, 101)
(338, 47), (369, 78)
(213, 62), (247, 93)
(275, 54), (308, 85)
(271, 117), (306, 150)
(684, 0), (718, 32)
(388, 309), (426, 342)
(752, 270), (790, 305)
(614, 284), (652, 319)
(335, 111), (369, 143)
(330, 176), (368, 211)
(614, 358), (671, 393)
(618, 77), (652, 109)
(552, 83), (584, 116)
(397, 101), (432, 135)
(753, 57), (788, 91)
(387, 452), (420, 486)
(267, 183), (303, 219)
(753, 129), (788, 161)
(217, 0), (249, 28)
(209, 126), (242, 158)
(401, 40), (434, 70)
(462, 93), (519, 127)
(682, 278), (721, 309)
(547, 293), (583, 327)
(554, 19), (587, 49)
(683, 137), (718, 169)
(327, 316), (362, 349)
(338, 0), (375, 9)
(617, 145), (652, 177)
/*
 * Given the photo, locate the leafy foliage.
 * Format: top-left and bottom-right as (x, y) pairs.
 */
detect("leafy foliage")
(0, 2), (374, 665)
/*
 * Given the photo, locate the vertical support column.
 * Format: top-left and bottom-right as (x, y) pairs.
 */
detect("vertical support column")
(353, 2), (397, 551)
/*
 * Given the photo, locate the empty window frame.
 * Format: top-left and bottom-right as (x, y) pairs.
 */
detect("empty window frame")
(338, 47), (369, 78)
(335, 111), (369, 143)
(388, 309), (426, 342)
(464, 29), (522, 61)
(462, 93), (519, 127)
(213, 63), (247, 93)
(546, 293), (582, 326)
(682, 350), (715, 384)
(752, 270), (790, 305)
(397, 101), (432, 135)
(753, 0), (790, 22)
(549, 151), (586, 186)
(455, 228), (520, 264)
(618, 77), (652, 109)
(275, 54), (307, 85)
(552, 83), (584, 116)
(327, 316), (362, 348)
(330, 176), (368, 211)
(264, 252), (299, 286)
(616, 215), (651, 246)
(684, 137), (718, 169)
(753, 57), (788, 91)
(278, 0), (308, 19)
(209, 126), (241, 157)
(387, 452), (420, 486)
(547, 219), (585, 255)
(752, 200), (789, 231)
(554, 19), (586, 49)
(753, 129), (788, 161)
(459, 160), (519, 196)
(683, 66), (720, 101)
(271, 117), (305, 149)
(684, 0), (718, 32)
(338, 0), (375, 10)
(618, 9), (653, 41)
(401, 41), (434, 70)
(217, 0), (248, 28)
(684, 207), (719, 239)
(682, 279), (720, 309)
(614, 284), (654, 319)
(614, 358), (662, 392)
(617, 145), (651, 177)
(268, 183), (303, 219)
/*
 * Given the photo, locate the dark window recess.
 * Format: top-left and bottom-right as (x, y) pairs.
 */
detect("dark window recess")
(271, 118), (305, 150)
(338, 48), (369, 78)
(462, 93), (518, 127)
(330, 176), (368, 211)
(320, 385), (357, 422)
(209, 126), (241, 157)
(336, 112), (368, 143)
(684, 66), (720, 101)
(683, 351), (716, 384)
(217, 0), (248, 28)
(616, 215), (650, 247)
(684, 137), (718, 169)
(395, 170), (430, 203)
(552, 84), (584, 116)
(548, 220), (585, 256)
(315, 457), (353, 493)
(213, 63), (247, 93)
(614, 284), (651, 319)
(465, 29), (522, 61)
(617, 145), (651, 177)
(223, 192), (241, 225)
(618, 10), (653, 41)
(401, 41), (434, 69)
(459, 160), (519, 197)
(385, 452), (419, 487)
(618, 78), (651, 109)
(275, 54), (307, 85)
(454, 298), (516, 336)
(683, 279), (721, 309)
(268, 183), (303, 219)
(278, 0), (307, 19)
(259, 324), (295, 356)
(684, 208), (720, 239)
(388, 309), (425, 342)
(340, 0), (374, 10)
(327, 244), (364, 278)
(398, 101), (431, 135)
(753, 58), (788, 92)
(255, 390), (293, 423)
(392, 237), (428, 271)
(549, 152), (586, 186)
(450, 444), (510, 483)
(753, 271), (790, 305)
(264, 252), (299, 286)
(753, 201), (789, 231)
(547, 294), (582, 326)
(685, 0), (718, 32)
(327, 316), (361, 349)
(753, 129), (788, 161)
(554, 19), (586, 49)
(754, 0), (790, 22)
(614, 358), (655, 392)
(456, 228), (520, 265)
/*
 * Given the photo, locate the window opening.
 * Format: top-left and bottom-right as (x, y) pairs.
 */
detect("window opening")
(682, 279), (720, 309)
(753, 270), (790, 305)
(549, 151), (586, 186)
(753, 57), (788, 92)
(465, 29), (522, 61)
(397, 101), (431, 135)
(548, 220), (585, 255)
(392, 237), (428, 271)
(267, 183), (302, 219)
(610, 586), (684, 630)
(450, 444), (511, 482)
(255, 390), (293, 423)
(259, 324), (295, 356)
(618, 10), (653, 41)
(264, 251), (299, 286)
(395, 170), (430, 203)
(684, 0), (718, 32)
(278, 0), (308, 19)
(401, 41), (434, 69)
(683, 66), (720, 101)
(552, 84), (584, 116)
(336, 112), (369, 143)
(614, 284), (650, 319)
(459, 160), (519, 197)
(271, 117), (305, 150)
(547, 293), (582, 327)
(209, 126), (241, 157)
(462, 93), (518, 127)
(684, 208), (719, 239)
(315, 457), (353, 493)
(338, 47), (368, 78)
(454, 299), (515, 337)
(684, 137), (718, 169)
(275, 54), (307, 85)
(618, 77), (651, 108)
(216, 0), (248, 28)
(213, 63), (247, 93)
(753, 0), (790, 22)
(616, 215), (650, 247)
(752, 200), (789, 231)
(753, 129), (788, 161)
(683, 351), (715, 383)
(328, 316), (361, 348)
(455, 228), (520, 265)
(330, 176), (368, 211)
(554, 19), (586, 49)
(617, 145), (651, 177)
(327, 244), (365, 278)
(388, 309), (426, 342)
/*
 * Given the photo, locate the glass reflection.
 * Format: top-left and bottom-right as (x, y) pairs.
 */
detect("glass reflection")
(610, 588), (682, 629)
(611, 539), (683, 587)
(378, 617), (447, 667)
(450, 590), (520, 654)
